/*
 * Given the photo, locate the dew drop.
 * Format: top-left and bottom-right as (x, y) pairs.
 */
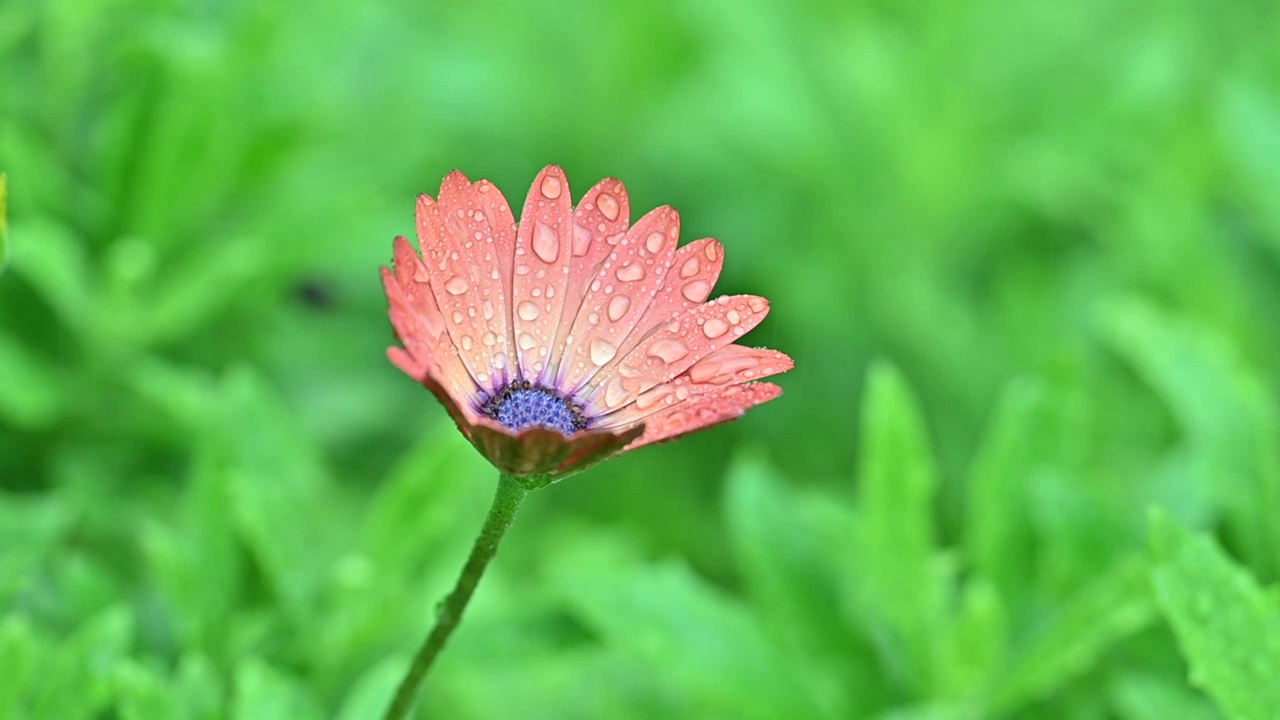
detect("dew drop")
(727, 310), (741, 325)
(590, 338), (617, 365)
(598, 192), (620, 221)
(452, 310), (464, 324)
(682, 280), (711, 302)
(518, 333), (537, 350)
(493, 352), (507, 369)
(617, 264), (645, 282)
(540, 174), (562, 199)
(703, 318), (730, 338)
(646, 232), (665, 254)
(533, 222), (559, 263)
(647, 338), (689, 363)
(636, 385), (672, 410)
(460, 335), (474, 351)
(518, 301), (541, 321)
(590, 279), (602, 292)
(516, 265), (530, 276)
(603, 376), (628, 408)
(482, 301), (495, 320)
(607, 295), (631, 321)
(573, 224), (592, 256)
(482, 332), (497, 346)
(705, 243), (719, 261)
(445, 276), (469, 295)
(748, 297), (767, 313)
(680, 256), (700, 278)
(675, 385), (690, 400)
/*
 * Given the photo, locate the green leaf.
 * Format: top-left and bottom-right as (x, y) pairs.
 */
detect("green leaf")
(0, 614), (39, 716)
(231, 659), (323, 720)
(963, 378), (1046, 603)
(937, 577), (1008, 701)
(220, 367), (338, 620)
(0, 334), (63, 428)
(991, 555), (1155, 714)
(26, 606), (134, 720)
(9, 217), (94, 334)
(115, 661), (188, 720)
(1104, 299), (1280, 580)
(1109, 672), (1221, 720)
(855, 361), (946, 693)
(724, 449), (875, 713)
(551, 535), (830, 720)
(0, 173), (8, 274)
(1148, 510), (1280, 720)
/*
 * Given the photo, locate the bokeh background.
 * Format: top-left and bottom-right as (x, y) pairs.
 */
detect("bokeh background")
(3, 0), (1280, 718)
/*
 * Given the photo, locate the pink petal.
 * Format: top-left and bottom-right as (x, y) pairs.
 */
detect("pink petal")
(415, 189), (509, 390)
(512, 165), (575, 384)
(557, 205), (681, 394)
(622, 382), (784, 451)
(387, 346), (480, 434)
(547, 178), (632, 380)
(475, 177), (519, 355)
(383, 237), (478, 403)
(598, 345), (794, 426)
(581, 295), (771, 416)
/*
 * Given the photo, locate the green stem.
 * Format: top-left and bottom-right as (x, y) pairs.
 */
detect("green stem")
(382, 472), (528, 720)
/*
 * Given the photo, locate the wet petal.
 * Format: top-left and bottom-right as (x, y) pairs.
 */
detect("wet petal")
(621, 382), (783, 451)
(512, 165), (575, 384)
(581, 295), (771, 416)
(598, 345), (793, 426)
(557, 205), (680, 394)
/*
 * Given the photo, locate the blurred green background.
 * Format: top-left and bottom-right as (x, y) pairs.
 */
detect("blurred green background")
(3, 0), (1280, 718)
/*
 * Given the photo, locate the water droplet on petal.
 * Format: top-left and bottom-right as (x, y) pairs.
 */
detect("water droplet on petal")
(533, 222), (559, 263)
(680, 256), (700, 278)
(445, 276), (469, 295)
(598, 192), (620, 221)
(703, 318), (730, 338)
(636, 385), (672, 410)
(646, 232), (665, 254)
(518, 301), (540, 321)
(748, 297), (767, 312)
(482, 332), (497, 346)
(682, 280), (711, 302)
(647, 339), (689, 363)
(675, 386), (690, 400)
(540, 174), (562, 199)
(617, 264), (645, 282)
(590, 338), (617, 365)
(460, 335), (474, 351)
(607, 295), (631, 321)
(518, 333), (537, 350)
(493, 352), (507, 369)
(604, 376), (628, 407)
(573, 224), (592, 256)
(482, 301), (495, 320)
(727, 310), (741, 325)
(452, 310), (464, 324)
(705, 243), (719, 261)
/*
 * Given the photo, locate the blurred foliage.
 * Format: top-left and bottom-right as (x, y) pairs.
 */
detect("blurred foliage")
(3, 0), (1280, 717)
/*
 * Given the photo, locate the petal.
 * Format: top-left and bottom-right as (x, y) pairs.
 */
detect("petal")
(412, 181), (506, 389)
(512, 165), (575, 384)
(387, 346), (479, 435)
(581, 295), (771, 416)
(475, 177), (519, 354)
(556, 205), (680, 394)
(383, 236), (478, 403)
(597, 345), (794, 426)
(547, 178), (632, 380)
(468, 422), (643, 482)
(621, 382), (784, 451)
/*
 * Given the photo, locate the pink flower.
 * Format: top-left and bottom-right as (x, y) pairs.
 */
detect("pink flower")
(382, 166), (792, 486)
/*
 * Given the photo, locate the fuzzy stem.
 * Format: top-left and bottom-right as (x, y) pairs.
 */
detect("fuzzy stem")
(382, 473), (528, 720)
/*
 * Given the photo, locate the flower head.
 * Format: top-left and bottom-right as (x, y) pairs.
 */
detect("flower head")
(382, 166), (792, 487)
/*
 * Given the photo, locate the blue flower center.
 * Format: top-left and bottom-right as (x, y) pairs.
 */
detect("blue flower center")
(483, 381), (587, 435)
